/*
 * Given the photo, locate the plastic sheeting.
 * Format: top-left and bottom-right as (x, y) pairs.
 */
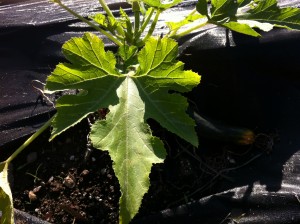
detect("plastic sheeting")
(1, 0), (300, 223)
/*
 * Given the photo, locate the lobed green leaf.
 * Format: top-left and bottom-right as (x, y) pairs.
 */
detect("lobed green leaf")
(90, 14), (118, 32)
(196, 0), (209, 16)
(195, 0), (300, 37)
(166, 13), (207, 32)
(238, 0), (300, 30)
(222, 21), (261, 37)
(135, 37), (200, 146)
(45, 33), (123, 139)
(45, 33), (200, 224)
(0, 162), (14, 224)
(117, 45), (138, 70)
(142, 0), (182, 10)
(210, 0), (238, 21)
(90, 77), (166, 224)
(237, 0), (252, 7)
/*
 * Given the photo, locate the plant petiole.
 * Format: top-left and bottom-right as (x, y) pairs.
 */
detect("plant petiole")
(135, 7), (155, 43)
(142, 9), (161, 43)
(5, 116), (54, 164)
(133, 1), (141, 43)
(98, 0), (125, 37)
(98, 0), (114, 18)
(168, 8), (197, 37)
(53, 0), (123, 46)
(169, 20), (208, 39)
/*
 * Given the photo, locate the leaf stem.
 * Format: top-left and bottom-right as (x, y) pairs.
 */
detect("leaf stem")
(169, 8), (197, 37)
(169, 21), (208, 39)
(139, 1), (146, 15)
(5, 116), (54, 164)
(143, 10), (161, 43)
(98, 0), (125, 37)
(98, 0), (114, 18)
(52, 0), (122, 46)
(134, 12), (140, 35)
(138, 8), (155, 39)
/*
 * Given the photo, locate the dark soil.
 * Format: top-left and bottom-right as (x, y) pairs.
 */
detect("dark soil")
(6, 117), (271, 224)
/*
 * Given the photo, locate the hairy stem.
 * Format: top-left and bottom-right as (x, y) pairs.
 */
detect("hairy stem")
(52, 0), (122, 46)
(169, 21), (208, 39)
(169, 8), (197, 37)
(137, 7), (155, 40)
(98, 0), (125, 37)
(134, 11), (140, 38)
(98, 0), (114, 18)
(6, 116), (54, 164)
(143, 10), (161, 43)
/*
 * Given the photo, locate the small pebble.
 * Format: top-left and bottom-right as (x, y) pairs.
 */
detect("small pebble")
(95, 196), (102, 202)
(69, 167), (77, 173)
(28, 191), (37, 201)
(48, 176), (54, 183)
(80, 169), (89, 176)
(33, 186), (42, 193)
(69, 155), (75, 161)
(63, 175), (76, 188)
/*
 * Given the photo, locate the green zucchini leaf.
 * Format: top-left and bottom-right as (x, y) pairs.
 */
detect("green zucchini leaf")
(90, 77), (166, 224)
(0, 162), (14, 224)
(89, 14), (118, 32)
(45, 32), (123, 140)
(45, 33), (200, 223)
(196, 0), (209, 16)
(237, 0), (252, 7)
(91, 36), (199, 223)
(236, 19), (274, 32)
(117, 45), (138, 70)
(195, 0), (300, 36)
(222, 21), (261, 37)
(135, 37), (200, 146)
(142, 0), (182, 10)
(166, 13), (207, 32)
(238, 0), (300, 30)
(210, 0), (238, 21)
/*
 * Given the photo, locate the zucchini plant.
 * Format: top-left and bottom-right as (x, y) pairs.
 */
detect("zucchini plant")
(1, 0), (300, 223)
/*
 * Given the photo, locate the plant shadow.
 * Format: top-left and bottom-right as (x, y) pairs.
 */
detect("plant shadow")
(134, 27), (300, 223)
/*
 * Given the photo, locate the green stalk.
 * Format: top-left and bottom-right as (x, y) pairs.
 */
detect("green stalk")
(168, 8), (197, 37)
(190, 8), (197, 15)
(132, 1), (140, 42)
(98, 0), (125, 37)
(136, 7), (155, 40)
(134, 11), (140, 38)
(98, 0), (114, 18)
(139, 1), (146, 15)
(6, 116), (54, 164)
(52, 0), (122, 46)
(169, 21), (208, 39)
(143, 10), (161, 43)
